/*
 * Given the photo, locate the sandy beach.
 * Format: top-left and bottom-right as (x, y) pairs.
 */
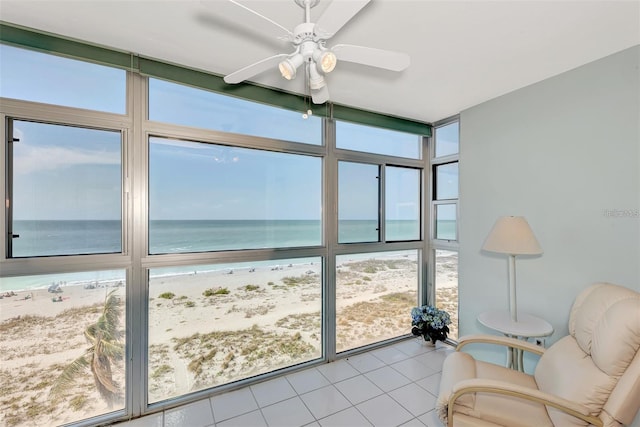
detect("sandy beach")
(0, 254), (457, 426)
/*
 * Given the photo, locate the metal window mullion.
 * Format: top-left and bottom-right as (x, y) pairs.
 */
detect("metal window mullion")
(324, 117), (338, 362)
(378, 165), (385, 242)
(421, 135), (431, 307)
(128, 72), (148, 418)
(0, 97), (132, 130)
(5, 117), (14, 260)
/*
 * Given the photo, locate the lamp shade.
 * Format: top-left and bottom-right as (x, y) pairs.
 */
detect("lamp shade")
(482, 216), (542, 255)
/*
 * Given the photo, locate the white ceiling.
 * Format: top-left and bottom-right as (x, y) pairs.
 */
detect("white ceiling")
(1, 0), (639, 123)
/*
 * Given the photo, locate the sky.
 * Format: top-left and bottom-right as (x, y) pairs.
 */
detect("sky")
(2, 44), (455, 222)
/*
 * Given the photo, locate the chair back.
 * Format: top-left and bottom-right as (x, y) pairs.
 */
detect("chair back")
(534, 283), (640, 426)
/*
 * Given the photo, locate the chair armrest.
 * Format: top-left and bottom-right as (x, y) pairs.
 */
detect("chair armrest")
(456, 334), (545, 356)
(447, 378), (602, 427)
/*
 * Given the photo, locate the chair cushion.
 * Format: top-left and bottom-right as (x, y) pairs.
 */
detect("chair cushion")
(569, 283), (640, 376)
(438, 352), (553, 427)
(535, 336), (616, 426)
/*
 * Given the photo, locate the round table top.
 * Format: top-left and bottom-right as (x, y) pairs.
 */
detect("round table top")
(477, 310), (554, 338)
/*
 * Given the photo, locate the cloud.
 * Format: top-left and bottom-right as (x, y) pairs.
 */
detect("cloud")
(14, 144), (120, 175)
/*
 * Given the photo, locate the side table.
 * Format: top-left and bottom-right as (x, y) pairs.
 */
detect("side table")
(477, 310), (553, 371)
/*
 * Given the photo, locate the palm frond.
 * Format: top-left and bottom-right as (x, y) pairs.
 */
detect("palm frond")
(51, 289), (125, 406)
(49, 350), (91, 400)
(101, 339), (125, 361)
(100, 290), (121, 335)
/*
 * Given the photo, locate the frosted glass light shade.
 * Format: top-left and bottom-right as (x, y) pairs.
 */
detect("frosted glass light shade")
(482, 216), (542, 255)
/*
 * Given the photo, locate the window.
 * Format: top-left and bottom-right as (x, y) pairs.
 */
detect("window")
(434, 162), (458, 200)
(1, 42), (430, 426)
(0, 44), (126, 113)
(338, 162), (379, 243)
(338, 162), (422, 244)
(386, 166), (421, 241)
(148, 258), (321, 403)
(431, 118), (459, 340)
(148, 137), (322, 254)
(435, 204), (457, 241)
(336, 120), (421, 159)
(435, 250), (458, 340)
(336, 250), (419, 353)
(434, 121), (459, 158)
(8, 120), (122, 257)
(0, 270), (126, 426)
(148, 78), (322, 145)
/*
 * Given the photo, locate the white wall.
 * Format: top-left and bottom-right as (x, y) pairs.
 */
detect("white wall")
(458, 45), (640, 424)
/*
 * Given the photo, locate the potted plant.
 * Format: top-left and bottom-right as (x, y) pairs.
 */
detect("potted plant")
(411, 305), (451, 345)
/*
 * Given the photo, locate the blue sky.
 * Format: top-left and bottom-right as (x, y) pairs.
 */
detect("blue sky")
(2, 44), (446, 222)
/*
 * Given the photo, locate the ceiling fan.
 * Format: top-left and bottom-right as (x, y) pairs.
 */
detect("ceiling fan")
(217, 0), (411, 104)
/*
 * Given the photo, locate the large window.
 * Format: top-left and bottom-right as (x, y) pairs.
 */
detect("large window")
(0, 270), (126, 427)
(1, 43), (430, 426)
(7, 120), (123, 257)
(149, 138), (322, 254)
(148, 258), (321, 403)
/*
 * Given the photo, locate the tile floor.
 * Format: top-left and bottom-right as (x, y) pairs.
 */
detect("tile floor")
(116, 339), (452, 427)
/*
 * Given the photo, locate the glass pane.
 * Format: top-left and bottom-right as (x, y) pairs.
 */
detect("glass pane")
(435, 250), (458, 340)
(148, 137), (321, 253)
(0, 44), (126, 114)
(435, 162), (458, 200)
(148, 258), (321, 403)
(336, 250), (418, 352)
(148, 78), (321, 145)
(385, 166), (420, 241)
(435, 204), (457, 241)
(434, 121), (459, 158)
(11, 120), (122, 257)
(0, 270), (126, 425)
(338, 162), (379, 243)
(336, 120), (421, 159)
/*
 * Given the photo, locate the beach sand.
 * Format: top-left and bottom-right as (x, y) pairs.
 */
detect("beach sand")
(0, 255), (458, 426)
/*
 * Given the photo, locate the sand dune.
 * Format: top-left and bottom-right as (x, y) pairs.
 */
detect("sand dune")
(0, 254), (458, 426)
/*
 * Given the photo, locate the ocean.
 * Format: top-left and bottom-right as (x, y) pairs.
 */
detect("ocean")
(3, 219), (453, 291)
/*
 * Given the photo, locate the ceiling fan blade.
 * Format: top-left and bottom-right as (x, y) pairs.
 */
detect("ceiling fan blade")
(201, 0), (292, 40)
(332, 44), (410, 72)
(224, 54), (289, 84)
(311, 85), (330, 104)
(315, 0), (370, 38)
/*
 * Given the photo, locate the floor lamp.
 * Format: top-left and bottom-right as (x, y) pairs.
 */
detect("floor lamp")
(482, 216), (542, 322)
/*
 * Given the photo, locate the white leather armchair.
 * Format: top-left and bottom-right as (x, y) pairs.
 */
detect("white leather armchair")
(436, 283), (640, 427)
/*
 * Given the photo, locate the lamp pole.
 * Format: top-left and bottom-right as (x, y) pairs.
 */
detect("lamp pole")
(508, 254), (517, 322)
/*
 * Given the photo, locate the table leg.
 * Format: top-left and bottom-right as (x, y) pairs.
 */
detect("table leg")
(518, 347), (524, 372)
(504, 334), (525, 372)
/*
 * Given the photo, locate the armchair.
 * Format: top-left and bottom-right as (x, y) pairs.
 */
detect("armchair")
(436, 283), (640, 427)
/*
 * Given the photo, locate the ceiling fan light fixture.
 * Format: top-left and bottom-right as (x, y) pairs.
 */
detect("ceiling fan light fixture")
(314, 49), (337, 73)
(279, 53), (304, 80)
